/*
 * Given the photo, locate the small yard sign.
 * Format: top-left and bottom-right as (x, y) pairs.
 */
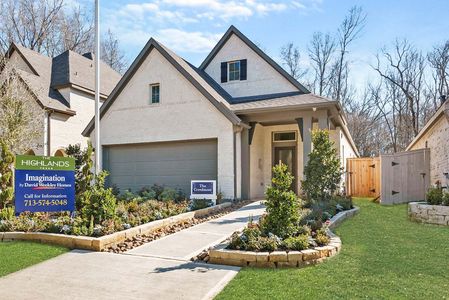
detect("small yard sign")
(190, 180), (217, 203)
(14, 155), (75, 214)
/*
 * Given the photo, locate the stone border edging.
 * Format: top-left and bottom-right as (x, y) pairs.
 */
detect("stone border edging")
(208, 206), (359, 268)
(408, 202), (449, 225)
(0, 202), (232, 251)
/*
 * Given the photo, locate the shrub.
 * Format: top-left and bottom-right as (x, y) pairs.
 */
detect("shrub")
(315, 228), (330, 246)
(263, 163), (300, 239)
(159, 188), (177, 201)
(256, 236), (279, 252)
(0, 206), (14, 220)
(120, 189), (137, 201)
(301, 130), (342, 203)
(427, 187), (444, 205)
(228, 232), (246, 250)
(283, 235), (309, 251)
(443, 192), (449, 206)
(189, 198), (213, 210)
(79, 171), (117, 224)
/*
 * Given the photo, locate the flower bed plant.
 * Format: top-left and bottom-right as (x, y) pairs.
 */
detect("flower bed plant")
(0, 143), (214, 238)
(227, 130), (353, 253)
(426, 185), (449, 206)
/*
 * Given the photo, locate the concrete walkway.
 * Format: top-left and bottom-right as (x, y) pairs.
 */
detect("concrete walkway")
(0, 201), (265, 300)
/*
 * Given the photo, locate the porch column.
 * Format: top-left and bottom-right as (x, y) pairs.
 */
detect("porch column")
(241, 128), (250, 199)
(297, 116), (312, 175)
(234, 129), (242, 199)
(317, 110), (329, 130)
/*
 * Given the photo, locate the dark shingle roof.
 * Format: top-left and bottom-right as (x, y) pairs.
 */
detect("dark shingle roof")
(7, 43), (121, 115)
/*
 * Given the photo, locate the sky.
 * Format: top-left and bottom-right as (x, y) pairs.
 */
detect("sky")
(82, 0), (449, 91)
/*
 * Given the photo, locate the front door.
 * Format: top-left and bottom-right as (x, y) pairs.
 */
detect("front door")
(273, 146), (297, 193)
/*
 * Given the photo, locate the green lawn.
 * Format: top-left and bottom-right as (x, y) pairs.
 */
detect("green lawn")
(216, 198), (449, 300)
(0, 241), (68, 277)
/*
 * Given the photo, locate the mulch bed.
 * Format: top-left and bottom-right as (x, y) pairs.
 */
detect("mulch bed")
(103, 200), (253, 254)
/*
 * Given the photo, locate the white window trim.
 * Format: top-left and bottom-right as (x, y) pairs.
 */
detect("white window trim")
(150, 83), (160, 104)
(228, 60), (241, 82)
(272, 131), (297, 142)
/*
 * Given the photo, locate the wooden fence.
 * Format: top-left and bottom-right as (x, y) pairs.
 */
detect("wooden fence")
(346, 149), (430, 204)
(380, 149), (430, 204)
(346, 157), (381, 198)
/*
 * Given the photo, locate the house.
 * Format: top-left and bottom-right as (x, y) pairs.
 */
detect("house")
(83, 26), (358, 199)
(406, 98), (449, 187)
(2, 43), (121, 156)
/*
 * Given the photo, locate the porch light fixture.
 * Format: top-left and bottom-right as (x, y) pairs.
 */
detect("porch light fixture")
(312, 107), (317, 111)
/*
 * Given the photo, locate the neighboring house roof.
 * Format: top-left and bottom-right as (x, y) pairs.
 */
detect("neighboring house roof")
(5, 43), (120, 115)
(82, 38), (244, 137)
(199, 25), (310, 94)
(51, 51), (121, 96)
(406, 100), (449, 151)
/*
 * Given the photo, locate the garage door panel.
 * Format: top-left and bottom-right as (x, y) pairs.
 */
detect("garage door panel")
(104, 139), (217, 194)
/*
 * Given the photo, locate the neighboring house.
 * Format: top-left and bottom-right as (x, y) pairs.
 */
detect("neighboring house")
(83, 26), (358, 199)
(2, 43), (121, 156)
(406, 98), (449, 187)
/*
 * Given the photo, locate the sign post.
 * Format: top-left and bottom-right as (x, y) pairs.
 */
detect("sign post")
(190, 180), (217, 205)
(14, 155), (75, 214)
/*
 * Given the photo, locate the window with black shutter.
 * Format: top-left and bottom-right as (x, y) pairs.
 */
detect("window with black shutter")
(221, 62), (227, 83)
(240, 59), (247, 80)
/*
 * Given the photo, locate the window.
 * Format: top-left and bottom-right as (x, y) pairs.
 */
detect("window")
(228, 61), (240, 81)
(150, 84), (160, 104)
(273, 131), (296, 142)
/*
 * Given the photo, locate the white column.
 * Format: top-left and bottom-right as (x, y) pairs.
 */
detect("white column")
(235, 129), (242, 199)
(94, 0), (102, 174)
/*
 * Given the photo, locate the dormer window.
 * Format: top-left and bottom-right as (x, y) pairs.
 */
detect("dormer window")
(220, 59), (247, 83)
(228, 61), (240, 81)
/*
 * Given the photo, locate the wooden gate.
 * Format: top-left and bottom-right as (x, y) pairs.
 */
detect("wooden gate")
(380, 149), (430, 204)
(346, 157), (381, 198)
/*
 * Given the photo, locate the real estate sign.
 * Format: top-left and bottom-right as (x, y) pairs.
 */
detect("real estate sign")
(190, 180), (217, 204)
(14, 155), (75, 214)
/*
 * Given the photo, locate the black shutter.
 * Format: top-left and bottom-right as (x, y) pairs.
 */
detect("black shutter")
(240, 59), (247, 80)
(221, 62), (227, 83)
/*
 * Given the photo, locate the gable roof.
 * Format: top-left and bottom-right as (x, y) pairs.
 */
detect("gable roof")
(82, 38), (244, 137)
(51, 50), (121, 96)
(406, 100), (449, 150)
(199, 25), (310, 94)
(5, 43), (121, 115)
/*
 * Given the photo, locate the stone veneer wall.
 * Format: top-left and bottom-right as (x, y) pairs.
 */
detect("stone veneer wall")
(408, 202), (449, 225)
(208, 207), (359, 268)
(409, 113), (449, 186)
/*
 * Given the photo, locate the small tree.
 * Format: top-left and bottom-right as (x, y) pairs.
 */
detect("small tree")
(263, 163), (300, 239)
(75, 142), (94, 210)
(302, 130), (341, 203)
(0, 140), (14, 208)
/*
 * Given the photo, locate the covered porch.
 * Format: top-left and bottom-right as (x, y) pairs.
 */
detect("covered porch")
(232, 96), (350, 200)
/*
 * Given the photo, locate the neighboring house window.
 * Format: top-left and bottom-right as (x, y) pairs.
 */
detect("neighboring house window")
(150, 84), (160, 104)
(228, 61), (240, 81)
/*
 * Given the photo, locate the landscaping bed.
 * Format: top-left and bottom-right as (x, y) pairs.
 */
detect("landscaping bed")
(408, 202), (449, 225)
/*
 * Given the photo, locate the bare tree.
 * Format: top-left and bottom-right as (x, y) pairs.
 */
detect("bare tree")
(373, 39), (426, 137)
(332, 6), (366, 104)
(0, 0), (64, 54)
(101, 30), (127, 74)
(280, 43), (307, 80)
(0, 0), (127, 72)
(308, 32), (335, 96)
(427, 41), (449, 107)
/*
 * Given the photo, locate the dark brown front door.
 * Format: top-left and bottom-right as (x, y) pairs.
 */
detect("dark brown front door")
(273, 146), (297, 193)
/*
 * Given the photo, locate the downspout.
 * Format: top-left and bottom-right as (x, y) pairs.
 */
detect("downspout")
(44, 110), (53, 156)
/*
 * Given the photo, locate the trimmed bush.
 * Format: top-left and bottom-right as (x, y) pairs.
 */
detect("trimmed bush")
(263, 163), (300, 239)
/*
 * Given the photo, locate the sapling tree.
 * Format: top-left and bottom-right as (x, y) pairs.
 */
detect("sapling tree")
(263, 163), (300, 239)
(0, 140), (14, 208)
(302, 129), (342, 203)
